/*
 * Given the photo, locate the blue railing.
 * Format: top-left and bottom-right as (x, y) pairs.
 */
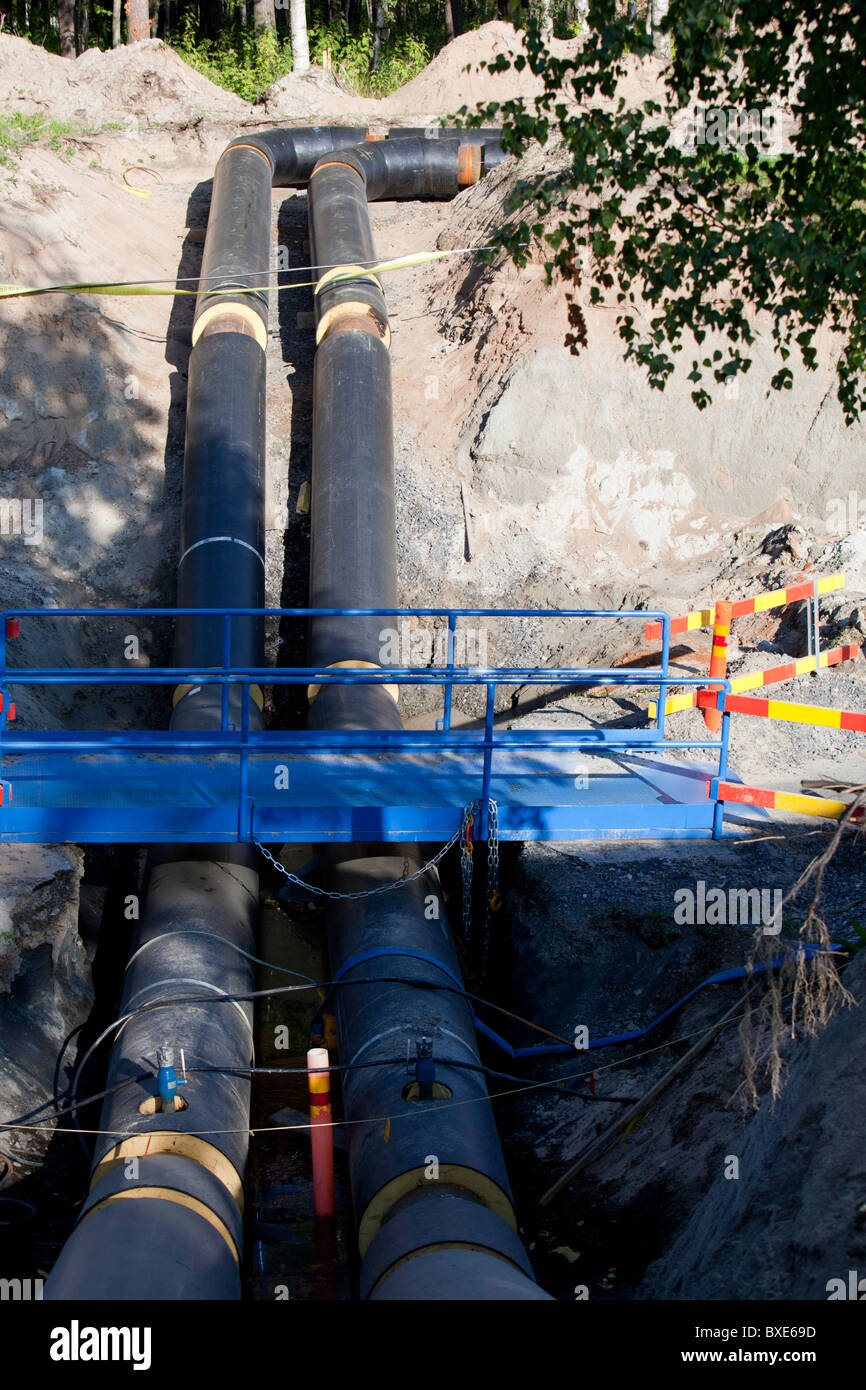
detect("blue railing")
(0, 606), (734, 844)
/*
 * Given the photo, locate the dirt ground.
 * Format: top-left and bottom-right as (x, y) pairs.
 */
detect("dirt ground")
(1, 23), (865, 1301)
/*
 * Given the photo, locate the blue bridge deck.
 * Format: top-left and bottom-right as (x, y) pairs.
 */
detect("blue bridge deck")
(0, 606), (743, 844)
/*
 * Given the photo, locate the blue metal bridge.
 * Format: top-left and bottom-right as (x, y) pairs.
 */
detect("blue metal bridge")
(0, 606), (742, 844)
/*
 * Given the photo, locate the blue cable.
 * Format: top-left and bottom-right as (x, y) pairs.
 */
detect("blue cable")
(473, 944), (843, 1060)
(313, 942), (843, 1063)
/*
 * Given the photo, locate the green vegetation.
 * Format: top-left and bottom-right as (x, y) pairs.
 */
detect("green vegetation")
(308, 19), (431, 99)
(0, 113), (77, 168)
(173, 15), (294, 103)
(464, 1), (866, 422)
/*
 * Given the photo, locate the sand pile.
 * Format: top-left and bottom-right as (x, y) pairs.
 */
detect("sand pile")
(0, 22), (583, 133)
(0, 35), (248, 127)
(267, 64), (379, 121)
(381, 20), (579, 120)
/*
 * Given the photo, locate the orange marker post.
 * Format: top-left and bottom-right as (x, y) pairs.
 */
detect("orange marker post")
(704, 600), (733, 735)
(307, 1046), (335, 1219)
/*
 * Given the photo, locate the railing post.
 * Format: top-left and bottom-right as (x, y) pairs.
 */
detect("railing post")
(712, 688), (732, 839)
(220, 611), (232, 731)
(441, 611), (456, 732)
(479, 681), (495, 841)
(657, 612), (670, 734)
(810, 579), (821, 676)
(239, 679), (251, 842)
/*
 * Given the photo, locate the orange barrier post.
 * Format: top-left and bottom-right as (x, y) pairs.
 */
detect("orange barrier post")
(307, 1046), (335, 1219)
(704, 599), (732, 734)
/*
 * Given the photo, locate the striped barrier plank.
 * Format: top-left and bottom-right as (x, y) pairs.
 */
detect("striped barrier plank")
(648, 643), (860, 717)
(708, 779), (865, 821)
(696, 688), (866, 732)
(645, 573), (845, 641)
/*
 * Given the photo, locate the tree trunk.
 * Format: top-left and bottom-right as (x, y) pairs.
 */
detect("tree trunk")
(199, 0), (223, 41)
(112, 0), (121, 45)
(254, 0), (275, 28)
(445, 1), (463, 40)
(290, 0), (310, 72)
(58, 0), (75, 54)
(372, 0), (386, 68)
(75, 0), (88, 52)
(646, 0), (671, 61)
(534, 0), (553, 38)
(124, 0), (149, 41)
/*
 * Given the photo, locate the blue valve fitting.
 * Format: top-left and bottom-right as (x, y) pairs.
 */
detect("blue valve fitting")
(156, 1046), (187, 1108)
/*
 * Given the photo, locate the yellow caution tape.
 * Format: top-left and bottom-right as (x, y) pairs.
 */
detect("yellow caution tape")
(0, 247), (500, 307)
(0, 246), (491, 303)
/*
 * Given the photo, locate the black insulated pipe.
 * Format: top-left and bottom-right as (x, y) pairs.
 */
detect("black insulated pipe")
(226, 126), (369, 185)
(308, 162), (389, 344)
(314, 137), (480, 202)
(194, 143), (273, 336)
(46, 141), (270, 1300)
(225, 126), (507, 187)
(174, 332), (266, 674)
(305, 139), (549, 1299)
(307, 333), (397, 717)
(46, 858), (258, 1300)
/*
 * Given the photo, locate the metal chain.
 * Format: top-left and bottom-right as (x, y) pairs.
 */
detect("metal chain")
(461, 805), (475, 942)
(255, 802), (477, 902)
(481, 798), (500, 978)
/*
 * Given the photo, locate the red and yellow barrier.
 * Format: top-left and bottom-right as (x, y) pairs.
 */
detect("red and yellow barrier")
(645, 573), (845, 641)
(649, 643), (860, 717)
(709, 779), (865, 821)
(697, 689), (866, 733)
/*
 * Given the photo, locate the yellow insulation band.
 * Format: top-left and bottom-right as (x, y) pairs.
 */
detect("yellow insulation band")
(358, 1164), (516, 1258)
(314, 263), (384, 296)
(315, 300), (391, 347)
(192, 301), (268, 350)
(80, 1187), (239, 1262)
(90, 1133), (244, 1210)
(172, 681), (264, 711)
(307, 660), (399, 704)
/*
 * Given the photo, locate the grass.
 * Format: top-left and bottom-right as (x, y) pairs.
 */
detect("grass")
(0, 113), (78, 168)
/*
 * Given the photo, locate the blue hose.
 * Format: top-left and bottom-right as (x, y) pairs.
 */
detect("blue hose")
(473, 943), (843, 1061)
